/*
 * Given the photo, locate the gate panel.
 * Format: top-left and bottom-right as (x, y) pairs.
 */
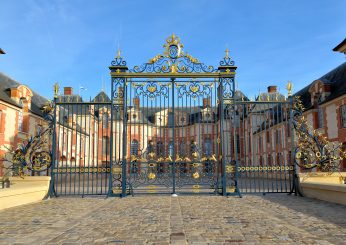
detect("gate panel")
(125, 79), (174, 194)
(174, 80), (220, 194)
(223, 99), (294, 194)
(52, 102), (112, 196)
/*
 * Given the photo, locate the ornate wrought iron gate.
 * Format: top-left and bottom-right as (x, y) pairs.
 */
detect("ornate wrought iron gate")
(50, 35), (295, 197)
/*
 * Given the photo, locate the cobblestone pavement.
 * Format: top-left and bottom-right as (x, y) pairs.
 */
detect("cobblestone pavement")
(0, 194), (345, 244)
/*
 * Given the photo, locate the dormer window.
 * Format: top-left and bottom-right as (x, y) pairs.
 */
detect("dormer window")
(317, 94), (323, 104)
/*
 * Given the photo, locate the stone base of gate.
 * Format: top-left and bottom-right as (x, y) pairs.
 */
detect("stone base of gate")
(0, 176), (50, 210)
(300, 182), (346, 206)
(298, 172), (346, 205)
(299, 172), (346, 184)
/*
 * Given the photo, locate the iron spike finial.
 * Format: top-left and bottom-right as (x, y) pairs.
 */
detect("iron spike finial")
(225, 48), (230, 58)
(116, 49), (121, 58)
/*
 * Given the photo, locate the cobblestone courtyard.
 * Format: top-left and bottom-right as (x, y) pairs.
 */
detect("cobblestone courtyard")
(0, 194), (345, 245)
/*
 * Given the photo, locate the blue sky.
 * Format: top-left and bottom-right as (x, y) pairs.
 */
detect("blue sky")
(0, 0), (345, 100)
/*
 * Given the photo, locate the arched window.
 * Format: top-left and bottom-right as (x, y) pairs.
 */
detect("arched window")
(131, 139), (139, 156)
(168, 141), (174, 157)
(204, 139), (212, 156)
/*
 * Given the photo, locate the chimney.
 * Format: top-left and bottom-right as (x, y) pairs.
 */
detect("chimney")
(64, 87), (73, 95)
(267, 86), (277, 93)
(133, 97), (140, 109)
(203, 98), (211, 108)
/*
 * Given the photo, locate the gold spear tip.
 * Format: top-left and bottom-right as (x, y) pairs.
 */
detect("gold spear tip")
(286, 81), (293, 96)
(53, 83), (59, 98)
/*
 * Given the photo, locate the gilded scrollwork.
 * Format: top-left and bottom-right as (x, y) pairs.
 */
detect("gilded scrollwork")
(134, 81), (169, 99)
(177, 81), (213, 99)
(130, 34), (217, 74)
(293, 97), (346, 172)
(2, 101), (55, 176)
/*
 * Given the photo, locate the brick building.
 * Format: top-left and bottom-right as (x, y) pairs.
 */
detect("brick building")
(0, 72), (48, 176)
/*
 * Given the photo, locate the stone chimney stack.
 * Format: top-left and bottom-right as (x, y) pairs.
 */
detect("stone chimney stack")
(64, 87), (73, 95)
(203, 97), (211, 107)
(133, 97), (140, 109)
(267, 86), (277, 93)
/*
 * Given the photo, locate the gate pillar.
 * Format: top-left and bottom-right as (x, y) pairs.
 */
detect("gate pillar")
(109, 51), (128, 197)
(218, 50), (241, 197)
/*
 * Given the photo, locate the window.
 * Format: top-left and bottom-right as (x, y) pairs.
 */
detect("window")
(317, 108), (324, 128)
(103, 114), (109, 128)
(179, 141), (186, 157)
(18, 110), (23, 131)
(286, 123), (291, 137)
(276, 153), (281, 165)
(168, 112), (174, 127)
(266, 131), (270, 143)
(340, 105), (346, 128)
(156, 141), (164, 157)
(276, 130), (281, 146)
(130, 139), (139, 156)
(236, 134), (240, 154)
(168, 141), (174, 157)
(268, 154), (272, 166)
(204, 139), (212, 156)
(102, 136), (109, 155)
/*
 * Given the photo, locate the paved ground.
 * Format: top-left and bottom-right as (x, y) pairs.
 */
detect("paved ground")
(0, 194), (345, 245)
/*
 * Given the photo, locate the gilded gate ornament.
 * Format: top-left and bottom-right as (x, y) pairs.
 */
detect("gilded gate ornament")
(293, 96), (346, 172)
(130, 34), (218, 74)
(2, 101), (54, 177)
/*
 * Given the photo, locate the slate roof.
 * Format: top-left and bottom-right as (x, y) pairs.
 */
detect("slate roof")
(333, 38), (346, 52)
(92, 91), (111, 102)
(0, 72), (48, 117)
(294, 62), (346, 109)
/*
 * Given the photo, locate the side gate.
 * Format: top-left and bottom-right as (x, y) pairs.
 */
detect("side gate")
(50, 34), (295, 197)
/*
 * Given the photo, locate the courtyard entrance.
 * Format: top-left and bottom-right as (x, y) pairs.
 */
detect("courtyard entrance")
(50, 35), (295, 197)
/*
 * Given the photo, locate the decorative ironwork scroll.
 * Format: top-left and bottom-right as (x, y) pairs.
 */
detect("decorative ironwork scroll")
(2, 102), (54, 177)
(293, 97), (346, 172)
(177, 81), (213, 99)
(130, 34), (218, 73)
(221, 77), (235, 99)
(133, 81), (169, 99)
